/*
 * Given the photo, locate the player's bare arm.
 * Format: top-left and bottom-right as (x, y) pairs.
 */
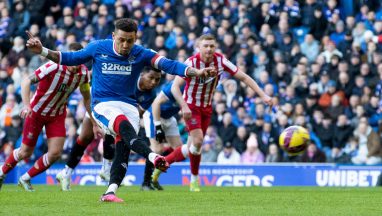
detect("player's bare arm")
(20, 73), (39, 118)
(186, 67), (216, 78)
(26, 31), (61, 63)
(152, 92), (168, 123)
(171, 76), (191, 121)
(80, 83), (103, 138)
(233, 70), (273, 106)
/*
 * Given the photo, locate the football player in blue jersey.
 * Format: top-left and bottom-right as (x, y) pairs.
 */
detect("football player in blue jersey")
(141, 81), (189, 190)
(25, 18), (216, 202)
(55, 67), (161, 191)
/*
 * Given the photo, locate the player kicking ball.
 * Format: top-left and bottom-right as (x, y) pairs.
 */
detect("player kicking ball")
(24, 18), (215, 202)
(56, 67), (162, 191)
(170, 34), (273, 192)
(0, 43), (101, 192)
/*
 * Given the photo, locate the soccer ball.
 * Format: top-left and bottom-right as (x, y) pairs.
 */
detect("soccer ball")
(279, 125), (310, 156)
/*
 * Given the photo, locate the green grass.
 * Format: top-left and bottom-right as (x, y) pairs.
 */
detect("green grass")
(1, 185), (381, 216)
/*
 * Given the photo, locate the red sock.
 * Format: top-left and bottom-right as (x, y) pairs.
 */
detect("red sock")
(27, 154), (50, 178)
(113, 115), (128, 135)
(2, 148), (21, 174)
(189, 152), (201, 175)
(165, 146), (186, 164)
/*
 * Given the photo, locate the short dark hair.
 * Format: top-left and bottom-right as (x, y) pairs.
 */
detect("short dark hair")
(142, 66), (161, 73)
(69, 42), (83, 51)
(115, 18), (137, 33)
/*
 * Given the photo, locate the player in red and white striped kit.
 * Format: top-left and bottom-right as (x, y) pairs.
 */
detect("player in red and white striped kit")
(0, 43), (101, 192)
(170, 34), (273, 191)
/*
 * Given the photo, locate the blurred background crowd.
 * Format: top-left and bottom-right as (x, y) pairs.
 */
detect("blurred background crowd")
(0, 0), (382, 165)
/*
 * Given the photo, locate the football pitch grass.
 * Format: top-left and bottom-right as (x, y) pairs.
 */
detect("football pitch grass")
(1, 185), (381, 216)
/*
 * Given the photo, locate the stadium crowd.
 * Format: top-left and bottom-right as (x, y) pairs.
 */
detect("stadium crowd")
(0, 0), (382, 165)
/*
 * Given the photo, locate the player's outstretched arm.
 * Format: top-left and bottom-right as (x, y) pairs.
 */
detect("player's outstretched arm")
(171, 76), (191, 121)
(79, 83), (103, 139)
(26, 31), (94, 66)
(233, 71), (273, 106)
(26, 31), (61, 63)
(150, 54), (216, 78)
(20, 73), (38, 118)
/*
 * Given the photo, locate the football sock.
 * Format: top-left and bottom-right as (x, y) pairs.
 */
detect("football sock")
(189, 145), (201, 176)
(143, 159), (154, 184)
(64, 165), (74, 176)
(162, 147), (174, 156)
(191, 174), (198, 182)
(27, 153), (50, 178)
(165, 146), (186, 164)
(105, 183), (118, 194)
(103, 134), (115, 160)
(66, 138), (87, 169)
(109, 140), (130, 186)
(21, 173), (31, 181)
(117, 119), (153, 159)
(1, 148), (21, 175)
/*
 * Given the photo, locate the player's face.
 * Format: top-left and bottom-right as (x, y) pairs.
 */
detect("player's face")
(112, 29), (137, 56)
(140, 71), (161, 91)
(199, 39), (216, 60)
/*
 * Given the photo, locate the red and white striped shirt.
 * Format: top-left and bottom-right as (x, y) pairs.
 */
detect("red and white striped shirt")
(184, 52), (238, 107)
(30, 61), (89, 117)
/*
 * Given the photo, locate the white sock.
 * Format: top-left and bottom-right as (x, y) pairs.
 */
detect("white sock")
(105, 183), (118, 194)
(191, 174), (198, 182)
(148, 153), (158, 163)
(64, 165), (73, 176)
(102, 158), (112, 171)
(21, 173), (31, 181)
(181, 144), (189, 158)
(0, 166), (4, 177)
(189, 145), (201, 155)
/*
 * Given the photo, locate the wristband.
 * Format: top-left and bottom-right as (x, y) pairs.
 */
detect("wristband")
(41, 47), (49, 57)
(154, 121), (162, 126)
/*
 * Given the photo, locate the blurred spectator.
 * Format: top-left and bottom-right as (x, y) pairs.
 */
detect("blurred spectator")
(300, 34), (320, 63)
(300, 142), (326, 163)
(352, 121), (382, 165)
(201, 142), (217, 163)
(0, 94), (20, 128)
(241, 133), (264, 164)
(232, 126), (248, 154)
(217, 141), (241, 164)
(265, 143), (281, 163)
(218, 112), (237, 144)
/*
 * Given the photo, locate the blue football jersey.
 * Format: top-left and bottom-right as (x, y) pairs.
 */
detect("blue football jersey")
(135, 86), (156, 111)
(59, 39), (188, 107)
(159, 81), (185, 119)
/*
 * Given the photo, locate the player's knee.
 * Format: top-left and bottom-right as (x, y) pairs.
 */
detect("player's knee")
(19, 145), (34, 159)
(48, 151), (63, 162)
(193, 136), (203, 148)
(78, 135), (92, 146)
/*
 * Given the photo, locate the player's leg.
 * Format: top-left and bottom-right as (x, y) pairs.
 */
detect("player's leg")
(141, 138), (157, 191)
(57, 115), (94, 190)
(99, 133), (115, 181)
(0, 113), (42, 191)
(101, 139), (130, 202)
(164, 116), (189, 164)
(19, 114), (66, 191)
(188, 129), (204, 192)
(94, 102), (168, 202)
(184, 105), (207, 192)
